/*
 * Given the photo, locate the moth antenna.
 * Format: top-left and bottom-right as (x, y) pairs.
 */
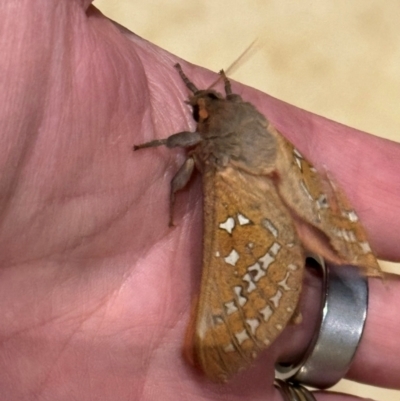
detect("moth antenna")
(206, 75), (222, 91)
(175, 63), (199, 94)
(207, 39), (259, 90)
(219, 69), (232, 95)
(225, 39), (259, 76)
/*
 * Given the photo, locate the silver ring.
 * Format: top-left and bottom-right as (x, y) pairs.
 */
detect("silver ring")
(275, 256), (368, 389)
(274, 379), (316, 401)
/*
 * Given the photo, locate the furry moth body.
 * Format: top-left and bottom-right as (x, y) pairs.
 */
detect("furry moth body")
(134, 64), (380, 382)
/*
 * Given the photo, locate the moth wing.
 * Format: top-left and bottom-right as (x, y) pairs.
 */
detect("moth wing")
(191, 167), (304, 382)
(270, 125), (380, 276)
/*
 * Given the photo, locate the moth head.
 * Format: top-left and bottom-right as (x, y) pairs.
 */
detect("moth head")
(187, 90), (224, 122)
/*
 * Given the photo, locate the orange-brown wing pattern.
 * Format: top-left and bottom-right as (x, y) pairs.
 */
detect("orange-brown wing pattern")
(270, 126), (380, 277)
(192, 166), (305, 382)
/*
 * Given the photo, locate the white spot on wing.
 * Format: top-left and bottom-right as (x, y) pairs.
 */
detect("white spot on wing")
(234, 286), (247, 307)
(300, 180), (314, 201)
(262, 219), (278, 238)
(243, 273), (257, 292)
(348, 210), (359, 222)
(215, 251), (220, 257)
(270, 242), (281, 255)
(288, 263), (298, 271)
(278, 272), (291, 291)
(359, 241), (372, 254)
(235, 329), (250, 345)
(294, 157), (302, 170)
(258, 242), (281, 270)
(293, 148), (303, 158)
(260, 305), (273, 322)
(219, 216), (235, 234)
(258, 252), (274, 270)
(343, 210), (359, 222)
(224, 249), (239, 266)
(237, 213), (251, 225)
(248, 262), (265, 282)
(270, 290), (283, 308)
(225, 301), (238, 315)
(347, 230), (356, 242)
(316, 194), (329, 210)
(334, 228), (356, 243)
(246, 318), (260, 335)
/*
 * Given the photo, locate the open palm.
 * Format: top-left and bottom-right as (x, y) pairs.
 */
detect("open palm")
(1, 2), (400, 400)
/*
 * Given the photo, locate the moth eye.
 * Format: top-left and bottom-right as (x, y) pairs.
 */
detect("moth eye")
(192, 105), (200, 122)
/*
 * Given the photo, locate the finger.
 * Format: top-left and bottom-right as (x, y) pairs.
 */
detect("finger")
(273, 270), (400, 392)
(346, 274), (400, 389)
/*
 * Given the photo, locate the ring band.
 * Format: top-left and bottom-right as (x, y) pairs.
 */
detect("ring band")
(274, 379), (316, 401)
(275, 256), (368, 389)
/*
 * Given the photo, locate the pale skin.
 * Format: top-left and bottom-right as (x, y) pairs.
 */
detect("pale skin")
(1, 2), (400, 400)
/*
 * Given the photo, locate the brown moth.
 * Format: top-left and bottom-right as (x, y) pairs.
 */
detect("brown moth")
(133, 64), (380, 382)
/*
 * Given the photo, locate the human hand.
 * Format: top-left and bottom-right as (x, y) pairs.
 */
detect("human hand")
(1, 2), (399, 400)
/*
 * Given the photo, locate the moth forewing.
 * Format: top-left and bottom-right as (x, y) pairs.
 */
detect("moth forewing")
(190, 168), (304, 382)
(272, 131), (381, 277)
(133, 64), (380, 382)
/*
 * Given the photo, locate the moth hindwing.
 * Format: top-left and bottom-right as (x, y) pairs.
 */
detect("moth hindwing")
(133, 64), (380, 382)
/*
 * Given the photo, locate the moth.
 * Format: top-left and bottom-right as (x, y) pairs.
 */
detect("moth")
(133, 64), (380, 382)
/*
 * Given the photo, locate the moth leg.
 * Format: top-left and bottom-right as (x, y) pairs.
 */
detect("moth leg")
(133, 138), (167, 150)
(166, 131), (202, 148)
(169, 156), (195, 226)
(133, 131), (201, 151)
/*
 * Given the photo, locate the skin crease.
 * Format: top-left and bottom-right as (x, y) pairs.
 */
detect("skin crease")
(1, 2), (400, 400)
